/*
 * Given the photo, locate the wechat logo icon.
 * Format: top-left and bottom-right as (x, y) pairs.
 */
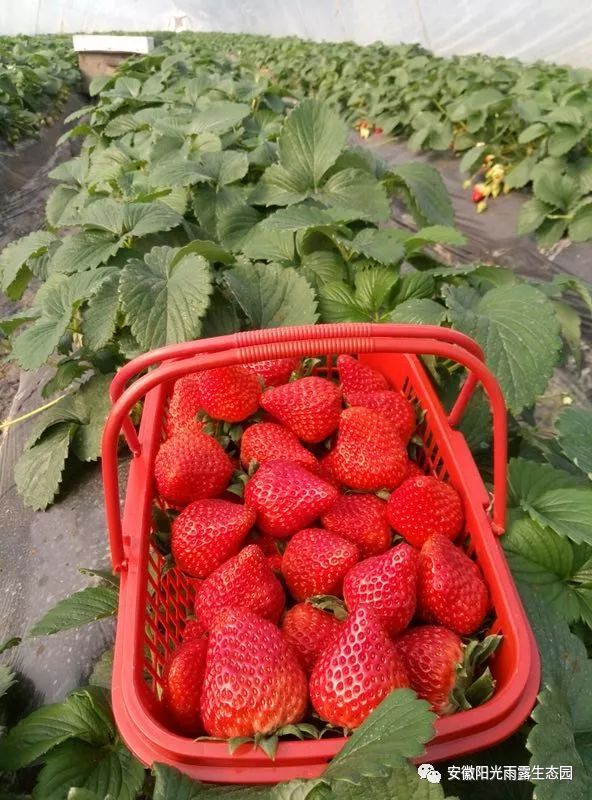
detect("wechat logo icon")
(418, 763), (442, 784)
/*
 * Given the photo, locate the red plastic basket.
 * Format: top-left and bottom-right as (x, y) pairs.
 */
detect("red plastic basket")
(102, 323), (540, 784)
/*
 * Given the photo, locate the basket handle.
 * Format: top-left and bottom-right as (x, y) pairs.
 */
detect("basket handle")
(102, 334), (507, 573)
(109, 324), (485, 455)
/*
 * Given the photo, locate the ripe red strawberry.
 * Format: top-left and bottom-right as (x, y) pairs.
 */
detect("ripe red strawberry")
(244, 459), (338, 537)
(267, 553), (283, 572)
(182, 617), (206, 642)
(321, 493), (391, 558)
(192, 365), (262, 422)
(260, 376), (342, 443)
(317, 448), (342, 488)
(405, 460), (425, 479)
(162, 637), (208, 734)
(281, 603), (343, 674)
(201, 607), (307, 738)
(343, 542), (418, 636)
(171, 499), (256, 578)
(332, 407), (408, 491)
(337, 355), (388, 397)
(347, 390), (416, 443)
(281, 528), (359, 601)
(154, 429), (233, 507)
(396, 625), (501, 715)
(471, 185), (486, 203)
(387, 476), (464, 548)
(165, 374), (203, 438)
(240, 422), (318, 471)
(309, 605), (409, 728)
(395, 625), (462, 714)
(417, 535), (489, 635)
(244, 357), (300, 387)
(194, 544), (285, 630)
(245, 531), (284, 571)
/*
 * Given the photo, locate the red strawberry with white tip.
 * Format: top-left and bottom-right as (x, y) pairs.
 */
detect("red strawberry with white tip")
(337, 355), (388, 397)
(154, 429), (233, 507)
(343, 542), (418, 636)
(244, 357), (300, 387)
(192, 365), (261, 422)
(281, 602), (344, 674)
(201, 608), (308, 738)
(347, 390), (416, 443)
(244, 459), (338, 538)
(321, 493), (391, 558)
(396, 625), (501, 714)
(162, 637), (208, 734)
(281, 528), (359, 601)
(261, 376), (342, 443)
(165, 374), (203, 438)
(417, 535), (489, 635)
(332, 407), (408, 491)
(309, 605), (409, 729)
(171, 499), (256, 578)
(387, 476), (464, 549)
(194, 544), (285, 630)
(240, 422), (318, 471)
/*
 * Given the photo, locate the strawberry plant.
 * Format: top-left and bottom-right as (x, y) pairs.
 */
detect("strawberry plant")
(186, 32), (592, 247)
(0, 35), (78, 144)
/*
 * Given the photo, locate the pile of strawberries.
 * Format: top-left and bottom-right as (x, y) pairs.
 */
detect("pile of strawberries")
(152, 355), (496, 743)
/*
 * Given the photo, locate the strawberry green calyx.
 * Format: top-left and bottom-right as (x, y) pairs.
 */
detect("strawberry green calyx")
(228, 722), (325, 760)
(452, 634), (502, 712)
(307, 594), (348, 621)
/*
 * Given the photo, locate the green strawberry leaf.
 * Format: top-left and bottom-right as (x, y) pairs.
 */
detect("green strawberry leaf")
(70, 373), (115, 462)
(390, 298), (446, 325)
(0, 230), (56, 293)
(28, 585), (118, 637)
(50, 231), (122, 275)
(277, 99), (347, 190)
(81, 271), (120, 350)
(444, 284), (561, 413)
(12, 270), (117, 370)
(0, 687), (114, 770)
(35, 739), (144, 800)
(509, 458), (592, 545)
(153, 762), (271, 798)
(152, 763), (200, 800)
(386, 163), (454, 226)
(517, 198), (553, 236)
(342, 228), (406, 266)
(323, 688), (436, 784)
(556, 407), (592, 480)
(218, 204), (264, 250)
(89, 648), (114, 690)
(322, 764), (457, 799)
(503, 512), (591, 625)
(224, 262), (317, 328)
(120, 245), (213, 350)
(520, 587), (592, 800)
(319, 282), (372, 323)
(314, 168), (391, 222)
(14, 422), (76, 511)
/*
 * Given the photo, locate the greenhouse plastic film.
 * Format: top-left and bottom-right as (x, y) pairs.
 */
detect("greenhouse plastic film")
(2, 0), (592, 67)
